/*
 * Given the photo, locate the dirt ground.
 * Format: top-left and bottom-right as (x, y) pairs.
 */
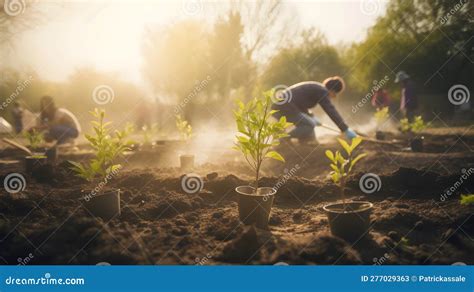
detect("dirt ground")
(0, 126), (473, 265)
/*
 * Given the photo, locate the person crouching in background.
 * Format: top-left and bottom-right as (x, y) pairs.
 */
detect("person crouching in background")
(33, 96), (81, 144)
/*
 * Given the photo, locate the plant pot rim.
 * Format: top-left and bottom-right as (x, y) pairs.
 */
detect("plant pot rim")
(235, 185), (276, 197)
(323, 201), (373, 214)
(26, 154), (47, 159)
(80, 188), (121, 201)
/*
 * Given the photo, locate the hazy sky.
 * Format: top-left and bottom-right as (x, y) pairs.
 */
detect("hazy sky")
(4, 0), (388, 84)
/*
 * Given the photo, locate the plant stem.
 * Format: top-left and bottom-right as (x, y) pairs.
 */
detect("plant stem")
(341, 178), (346, 211)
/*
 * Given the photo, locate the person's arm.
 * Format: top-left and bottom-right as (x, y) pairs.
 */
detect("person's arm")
(318, 94), (349, 132)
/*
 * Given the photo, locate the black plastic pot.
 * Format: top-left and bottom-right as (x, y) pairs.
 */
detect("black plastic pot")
(410, 136), (424, 152)
(82, 189), (121, 220)
(180, 154), (195, 171)
(375, 131), (386, 140)
(235, 186), (276, 229)
(24, 155), (48, 175)
(45, 146), (58, 165)
(323, 201), (373, 242)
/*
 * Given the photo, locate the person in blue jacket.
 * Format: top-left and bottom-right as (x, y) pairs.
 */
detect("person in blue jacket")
(272, 76), (357, 143)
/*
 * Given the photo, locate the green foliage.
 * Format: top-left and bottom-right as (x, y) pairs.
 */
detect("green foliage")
(374, 106), (389, 127)
(233, 90), (292, 189)
(141, 123), (159, 145)
(175, 115), (193, 142)
(400, 118), (411, 133)
(460, 194), (474, 205)
(345, 0), (472, 112)
(400, 116), (430, 133)
(325, 137), (367, 207)
(262, 29), (344, 88)
(410, 116), (429, 133)
(24, 128), (44, 149)
(70, 109), (133, 182)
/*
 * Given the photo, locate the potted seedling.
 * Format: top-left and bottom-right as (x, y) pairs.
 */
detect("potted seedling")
(141, 123), (159, 149)
(176, 114), (194, 171)
(324, 137), (373, 241)
(233, 90), (292, 229)
(374, 107), (389, 140)
(69, 109), (133, 220)
(400, 116), (429, 152)
(22, 128), (50, 172)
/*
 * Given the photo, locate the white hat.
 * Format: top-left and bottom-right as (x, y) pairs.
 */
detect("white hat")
(395, 71), (410, 83)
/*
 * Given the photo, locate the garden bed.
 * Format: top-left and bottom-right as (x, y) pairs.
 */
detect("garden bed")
(0, 127), (473, 265)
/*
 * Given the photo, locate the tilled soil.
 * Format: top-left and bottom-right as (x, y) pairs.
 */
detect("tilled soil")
(0, 127), (473, 265)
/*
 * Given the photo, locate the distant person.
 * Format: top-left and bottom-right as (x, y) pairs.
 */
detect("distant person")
(33, 96), (81, 144)
(272, 77), (357, 144)
(395, 71), (418, 121)
(371, 88), (391, 110)
(11, 101), (24, 134)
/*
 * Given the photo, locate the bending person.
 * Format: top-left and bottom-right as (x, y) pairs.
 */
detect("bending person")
(272, 77), (357, 144)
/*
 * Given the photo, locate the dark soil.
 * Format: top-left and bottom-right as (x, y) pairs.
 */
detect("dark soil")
(0, 127), (473, 265)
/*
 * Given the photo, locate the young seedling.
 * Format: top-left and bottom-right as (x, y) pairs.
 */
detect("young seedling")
(400, 116), (429, 134)
(325, 137), (367, 210)
(233, 90), (292, 189)
(24, 128), (44, 149)
(175, 114), (192, 143)
(410, 116), (429, 134)
(399, 118), (411, 133)
(70, 109), (133, 183)
(141, 123), (159, 145)
(460, 194), (474, 205)
(374, 107), (389, 131)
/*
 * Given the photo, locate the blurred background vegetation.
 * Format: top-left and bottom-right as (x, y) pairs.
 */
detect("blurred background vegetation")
(1, 0), (473, 132)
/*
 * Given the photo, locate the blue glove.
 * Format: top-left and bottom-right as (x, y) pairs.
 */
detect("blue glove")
(311, 116), (321, 126)
(344, 128), (357, 140)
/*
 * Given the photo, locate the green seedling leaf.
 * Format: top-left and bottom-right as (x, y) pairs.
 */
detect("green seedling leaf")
(265, 151), (285, 162)
(460, 194), (474, 205)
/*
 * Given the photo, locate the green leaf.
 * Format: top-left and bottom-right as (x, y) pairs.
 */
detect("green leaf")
(460, 194), (474, 205)
(349, 153), (367, 172)
(338, 138), (351, 155)
(325, 150), (335, 162)
(265, 151), (285, 162)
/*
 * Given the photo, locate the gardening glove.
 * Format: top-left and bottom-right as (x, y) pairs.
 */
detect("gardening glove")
(344, 128), (358, 140)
